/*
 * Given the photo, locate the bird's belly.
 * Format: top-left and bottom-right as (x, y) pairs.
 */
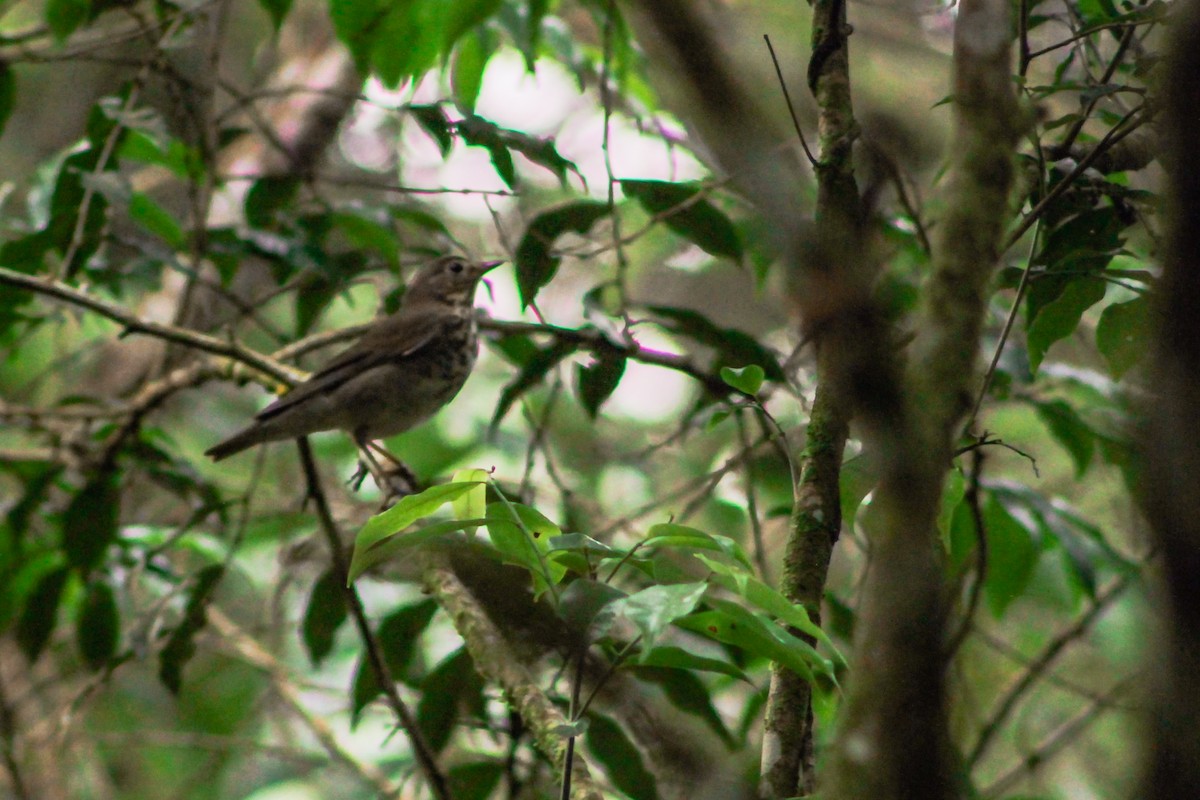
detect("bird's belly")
(334, 357), (474, 440)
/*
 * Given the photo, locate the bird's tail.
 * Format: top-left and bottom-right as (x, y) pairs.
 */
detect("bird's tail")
(205, 426), (267, 461)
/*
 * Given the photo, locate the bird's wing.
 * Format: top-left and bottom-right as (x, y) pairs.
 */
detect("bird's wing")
(255, 308), (447, 422)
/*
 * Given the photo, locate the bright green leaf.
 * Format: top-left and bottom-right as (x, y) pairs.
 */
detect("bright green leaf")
(451, 31), (491, 115)
(485, 501), (565, 596)
(1027, 277), (1107, 373)
(643, 523), (754, 572)
(349, 481), (485, 582)
(129, 193), (186, 249)
(1033, 398), (1096, 477)
(983, 495), (1041, 618)
(720, 364), (765, 396)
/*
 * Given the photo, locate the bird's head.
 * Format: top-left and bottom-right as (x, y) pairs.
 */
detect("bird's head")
(404, 255), (504, 308)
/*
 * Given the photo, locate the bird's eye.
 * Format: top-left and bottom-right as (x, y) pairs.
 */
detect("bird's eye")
(450, 260), (464, 273)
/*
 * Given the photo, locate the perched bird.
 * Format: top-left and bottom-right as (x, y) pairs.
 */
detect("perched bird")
(206, 255), (503, 462)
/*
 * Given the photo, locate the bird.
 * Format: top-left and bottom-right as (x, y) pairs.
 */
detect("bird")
(205, 255), (503, 466)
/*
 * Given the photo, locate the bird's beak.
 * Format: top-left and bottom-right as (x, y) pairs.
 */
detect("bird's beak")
(479, 259), (505, 273)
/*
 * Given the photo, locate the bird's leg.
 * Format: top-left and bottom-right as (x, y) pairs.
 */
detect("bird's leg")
(366, 441), (421, 493)
(350, 435), (417, 499)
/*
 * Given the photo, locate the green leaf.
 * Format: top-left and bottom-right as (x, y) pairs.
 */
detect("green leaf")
(1027, 277), (1107, 372)
(63, 471), (120, 574)
(638, 645), (749, 682)
(585, 712), (660, 800)
(419, 648), (487, 753)
(16, 566), (71, 663)
(514, 201), (610, 307)
(937, 468), (966, 550)
(694, 555), (842, 662)
(457, 115), (516, 187)
(76, 578), (119, 672)
(634, 666), (734, 747)
(983, 494), (1040, 618)
(1096, 295), (1151, 379)
(350, 517), (489, 579)
(643, 523), (754, 572)
(1032, 399), (1096, 477)
(46, 0), (89, 40)
(720, 364), (765, 396)
(678, 599), (832, 682)
(0, 63), (15, 138)
(447, 761), (505, 800)
(443, 0), (503, 47)
(129, 192), (186, 249)
(257, 0), (293, 29)
(244, 175), (300, 229)
(302, 568), (348, 667)
(352, 599), (439, 723)
(490, 338), (578, 429)
(557, 579), (626, 636)
(647, 305), (784, 381)
(620, 179), (742, 261)
(410, 104), (454, 156)
(349, 481), (485, 582)
(451, 32), (491, 115)
(611, 581), (707, 649)
(576, 347), (626, 418)
(159, 565), (224, 694)
(450, 468), (489, 533)
(485, 501), (565, 596)
(333, 210), (400, 272)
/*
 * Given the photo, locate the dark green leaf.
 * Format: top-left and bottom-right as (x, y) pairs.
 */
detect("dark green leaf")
(16, 566), (71, 662)
(333, 210), (400, 272)
(258, 0), (293, 29)
(1096, 295), (1151, 379)
(46, 0), (89, 39)
(5, 462), (62, 542)
(557, 579), (626, 636)
(244, 175), (300, 229)
(418, 647), (487, 753)
(576, 348), (626, 418)
(76, 578), (119, 671)
(457, 116), (516, 187)
(351, 599), (439, 722)
(634, 666), (733, 746)
(621, 179), (742, 261)
(62, 470), (120, 573)
(676, 600), (829, 684)
(647, 305), (783, 381)
(302, 568), (348, 667)
(0, 63), (15, 138)
(490, 338), (578, 429)
(159, 564), (224, 694)
(410, 104), (454, 157)
(448, 762), (504, 800)
(585, 712), (660, 800)
(1027, 278), (1107, 372)
(371, 1), (443, 87)
(1032, 399), (1096, 477)
(515, 201), (610, 307)
(443, 0), (503, 47)
(638, 644), (749, 681)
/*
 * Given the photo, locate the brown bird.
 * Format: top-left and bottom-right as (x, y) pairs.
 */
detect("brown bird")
(205, 255), (503, 463)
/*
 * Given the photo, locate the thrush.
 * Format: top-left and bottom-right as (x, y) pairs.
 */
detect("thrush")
(205, 255), (503, 463)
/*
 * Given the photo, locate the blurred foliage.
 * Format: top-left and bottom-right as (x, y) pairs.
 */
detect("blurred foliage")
(0, 0), (1164, 798)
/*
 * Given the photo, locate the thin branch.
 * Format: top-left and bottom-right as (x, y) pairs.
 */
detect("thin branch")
(294, 438), (450, 800)
(966, 574), (1134, 768)
(763, 34), (817, 166)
